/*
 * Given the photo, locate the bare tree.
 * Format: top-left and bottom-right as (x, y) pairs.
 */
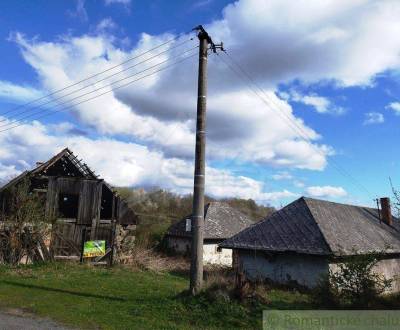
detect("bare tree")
(390, 177), (400, 217)
(0, 177), (51, 265)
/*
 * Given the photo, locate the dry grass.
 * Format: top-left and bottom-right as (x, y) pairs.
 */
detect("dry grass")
(119, 245), (190, 273)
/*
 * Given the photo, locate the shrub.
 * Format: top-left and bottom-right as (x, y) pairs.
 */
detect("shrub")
(0, 178), (51, 265)
(313, 253), (392, 308)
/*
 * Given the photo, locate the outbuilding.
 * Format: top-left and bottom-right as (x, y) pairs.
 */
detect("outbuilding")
(166, 202), (254, 266)
(0, 148), (137, 262)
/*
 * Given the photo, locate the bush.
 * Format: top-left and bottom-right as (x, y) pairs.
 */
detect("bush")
(313, 253), (392, 308)
(0, 178), (51, 265)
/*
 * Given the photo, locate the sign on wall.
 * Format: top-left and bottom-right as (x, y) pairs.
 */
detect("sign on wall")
(83, 240), (106, 258)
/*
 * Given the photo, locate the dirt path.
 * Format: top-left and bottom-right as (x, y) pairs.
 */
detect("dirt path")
(0, 309), (72, 330)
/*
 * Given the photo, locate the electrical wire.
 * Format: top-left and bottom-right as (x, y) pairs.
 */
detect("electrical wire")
(0, 47), (198, 131)
(0, 51), (198, 134)
(217, 51), (374, 198)
(0, 39), (196, 124)
(0, 34), (194, 118)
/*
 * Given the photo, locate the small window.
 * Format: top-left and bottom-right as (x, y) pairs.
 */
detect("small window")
(185, 218), (191, 232)
(58, 193), (79, 219)
(216, 246), (222, 253)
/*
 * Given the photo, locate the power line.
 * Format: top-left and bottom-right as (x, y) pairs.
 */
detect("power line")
(0, 39), (196, 124)
(0, 47), (198, 131)
(0, 34), (193, 118)
(217, 51), (373, 198)
(0, 51), (198, 134)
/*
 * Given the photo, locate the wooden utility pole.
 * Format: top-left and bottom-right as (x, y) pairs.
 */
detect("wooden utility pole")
(190, 25), (223, 295)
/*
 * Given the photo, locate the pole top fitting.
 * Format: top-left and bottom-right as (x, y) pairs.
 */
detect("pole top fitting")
(192, 25), (223, 53)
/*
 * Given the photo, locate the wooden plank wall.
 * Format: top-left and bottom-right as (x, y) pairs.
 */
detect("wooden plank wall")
(77, 180), (102, 225)
(45, 177), (58, 220)
(48, 177), (104, 257)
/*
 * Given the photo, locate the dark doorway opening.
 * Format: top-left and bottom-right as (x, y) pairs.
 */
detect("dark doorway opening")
(58, 193), (79, 219)
(100, 185), (113, 220)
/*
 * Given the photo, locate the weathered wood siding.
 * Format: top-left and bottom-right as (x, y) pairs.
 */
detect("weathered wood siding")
(46, 177), (102, 225)
(45, 177), (58, 220)
(51, 222), (85, 256)
(77, 179), (102, 225)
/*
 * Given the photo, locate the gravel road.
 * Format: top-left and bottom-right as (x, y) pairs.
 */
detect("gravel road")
(0, 310), (72, 330)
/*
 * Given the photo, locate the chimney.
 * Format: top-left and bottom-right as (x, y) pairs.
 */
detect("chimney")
(380, 197), (393, 226)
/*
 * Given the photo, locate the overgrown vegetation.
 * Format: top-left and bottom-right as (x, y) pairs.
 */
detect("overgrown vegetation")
(0, 178), (51, 265)
(116, 187), (274, 248)
(313, 253), (395, 309)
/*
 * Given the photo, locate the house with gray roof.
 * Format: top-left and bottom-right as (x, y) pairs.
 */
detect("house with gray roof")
(165, 202), (254, 266)
(220, 197), (400, 291)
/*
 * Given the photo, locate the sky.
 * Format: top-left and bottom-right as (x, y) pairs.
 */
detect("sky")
(0, 0), (400, 207)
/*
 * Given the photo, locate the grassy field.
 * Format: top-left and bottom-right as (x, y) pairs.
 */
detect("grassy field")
(0, 263), (311, 329)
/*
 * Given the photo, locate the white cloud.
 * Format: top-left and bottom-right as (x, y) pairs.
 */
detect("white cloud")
(293, 180), (305, 188)
(363, 112), (384, 125)
(68, 0), (88, 22)
(305, 185), (347, 198)
(272, 171), (293, 180)
(5, 0), (400, 203)
(288, 90), (345, 115)
(104, 0), (130, 5)
(96, 18), (117, 32)
(192, 0), (213, 8)
(0, 80), (43, 103)
(10, 30), (332, 170)
(210, 0), (400, 87)
(387, 102), (400, 115)
(0, 118), (293, 204)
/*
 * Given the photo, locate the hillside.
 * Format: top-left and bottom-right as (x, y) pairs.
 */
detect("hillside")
(116, 188), (275, 247)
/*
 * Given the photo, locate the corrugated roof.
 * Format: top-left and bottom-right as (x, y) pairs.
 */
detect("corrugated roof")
(166, 202), (255, 240)
(220, 197), (400, 256)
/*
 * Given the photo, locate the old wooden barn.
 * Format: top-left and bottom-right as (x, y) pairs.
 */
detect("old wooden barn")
(0, 148), (137, 262)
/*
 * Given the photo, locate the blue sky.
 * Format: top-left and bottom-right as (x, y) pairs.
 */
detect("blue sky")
(1, 0), (400, 207)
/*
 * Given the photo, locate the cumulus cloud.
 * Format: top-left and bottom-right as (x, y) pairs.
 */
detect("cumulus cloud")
(0, 118), (292, 204)
(305, 185), (347, 198)
(4, 0), (400, 202)
(9, 28), (332, 170)
(387, 102), (400, 115)
(0, 80), (43, 104)
(288, 90), (345, 115)
(363, 112), (384, 125)
(210, 0), (400, 87)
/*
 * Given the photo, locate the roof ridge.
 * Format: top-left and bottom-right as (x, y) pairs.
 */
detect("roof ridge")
(302, 196), (375, 209)
(302, 198), (333, 254)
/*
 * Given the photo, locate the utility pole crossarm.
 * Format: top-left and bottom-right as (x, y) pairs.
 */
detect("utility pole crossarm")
(189, 25), (223, 295)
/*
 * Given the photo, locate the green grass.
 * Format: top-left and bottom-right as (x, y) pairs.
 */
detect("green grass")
(0, 263), (311, 329)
